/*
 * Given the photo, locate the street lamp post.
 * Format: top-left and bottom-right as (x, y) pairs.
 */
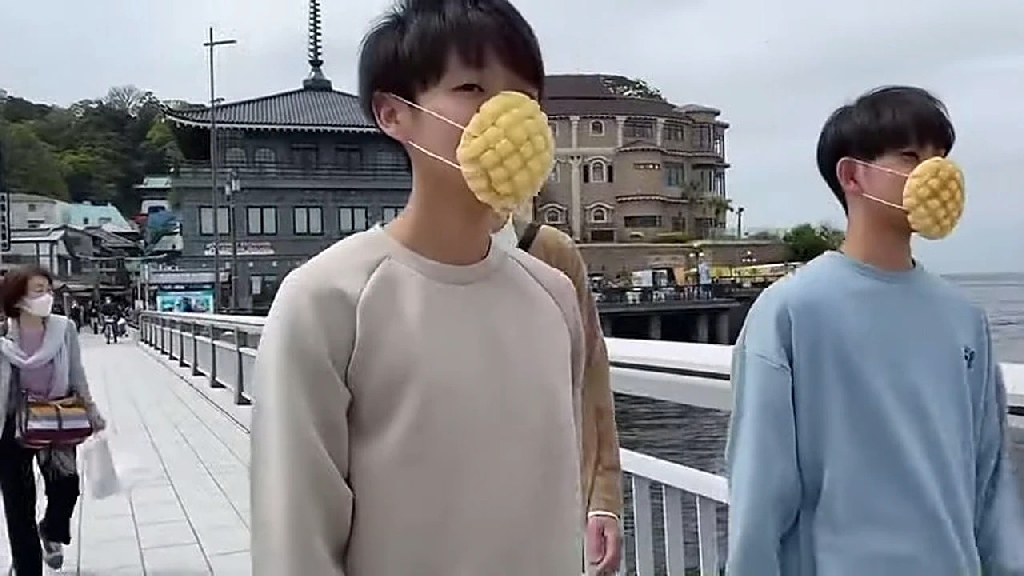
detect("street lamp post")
(204, 26), (237, 313)
(735, 206), (745, 239)
(225, 170), (240, 311)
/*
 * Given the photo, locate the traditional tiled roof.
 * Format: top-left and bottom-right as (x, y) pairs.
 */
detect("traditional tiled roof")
(543, 74), (726, 125)
(162, 88), (374, 133)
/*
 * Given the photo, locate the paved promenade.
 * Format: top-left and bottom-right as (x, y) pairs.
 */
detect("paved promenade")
(0, 334), (252, 575)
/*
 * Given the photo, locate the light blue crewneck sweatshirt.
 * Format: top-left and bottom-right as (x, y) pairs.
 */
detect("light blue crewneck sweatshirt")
(726, 251), (1024, 576)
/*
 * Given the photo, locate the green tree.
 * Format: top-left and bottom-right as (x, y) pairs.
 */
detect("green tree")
(783, 223), (845, 262)
(141, 119), (183, 173)
(0, 118), (69, 199)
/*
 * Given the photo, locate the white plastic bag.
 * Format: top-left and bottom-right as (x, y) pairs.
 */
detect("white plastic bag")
(80, 433), (147, 499)
(81, 435), (120, 499)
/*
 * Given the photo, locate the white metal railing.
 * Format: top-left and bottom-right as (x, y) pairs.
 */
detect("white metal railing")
(134, 310), (1023, 576)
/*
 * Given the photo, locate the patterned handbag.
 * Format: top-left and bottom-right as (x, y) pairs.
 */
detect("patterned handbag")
(16, 393), (94, 449)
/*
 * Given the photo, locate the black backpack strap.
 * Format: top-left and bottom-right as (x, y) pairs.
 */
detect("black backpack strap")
(517, 222), (541, 252)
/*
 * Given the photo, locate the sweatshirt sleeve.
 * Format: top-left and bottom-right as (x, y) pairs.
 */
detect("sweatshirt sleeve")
(543, 229), (623, 518)
(975, 319), (1024, 574)
(250, 272), (354, 576)
(725, 338), (801, 576)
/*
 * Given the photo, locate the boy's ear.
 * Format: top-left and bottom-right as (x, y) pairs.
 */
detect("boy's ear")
(835, 157), (862, 197)
(372, 93), (407, 142)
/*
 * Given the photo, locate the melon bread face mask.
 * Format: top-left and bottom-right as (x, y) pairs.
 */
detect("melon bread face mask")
(853, 156), (965, 240)
(391, 91), (555, 215)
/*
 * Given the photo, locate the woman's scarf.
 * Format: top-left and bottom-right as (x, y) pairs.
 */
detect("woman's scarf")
(0, 316), (77, 475)
(0, 316), (71, 398)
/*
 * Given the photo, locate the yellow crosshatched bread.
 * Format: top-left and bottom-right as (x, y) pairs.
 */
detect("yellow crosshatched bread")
(903, 156), (965, 240)
(456, 91), (555, 213)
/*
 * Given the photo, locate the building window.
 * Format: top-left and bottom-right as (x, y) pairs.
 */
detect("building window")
(714, 135), (724, 156)
(590, 229), (615, 242)
(375, 148), (408, 170)
(590, 206), (609, 223)
(624, 215), (661, 228)
(247, 206), (278, 235)
(339, 207), (369, 232)
(292, 145), (318, 169)
(542, 207), (564, 224)
(337, 147), (363, 170)
(623, 119), (654, 139)
(250, 274), (279, 311)
(713, 172), (726, 196)
(694, 126), (713, 150)
(199, 206), (230, 235)
(582, 160), (614, 184)
(381, 206), (403, 223)
(663, 124), (685, 141)
(254, 148), (276, 165)
(225, 147), (247, 166)
(293, 206), (323, 235)
(549, 122), (558, 136)
(665, 162), (685, 187)
(548, 164), (559, 183)
(590, 120), (604, 136)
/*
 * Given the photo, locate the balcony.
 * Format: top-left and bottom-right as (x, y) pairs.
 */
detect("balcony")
(171, 161), (411, 189)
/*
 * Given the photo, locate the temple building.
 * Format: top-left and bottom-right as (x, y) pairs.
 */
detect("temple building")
(163, 0), (410, 313)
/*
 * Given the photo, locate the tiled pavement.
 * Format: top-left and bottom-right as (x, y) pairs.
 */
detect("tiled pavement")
(0, 334), (252, 575)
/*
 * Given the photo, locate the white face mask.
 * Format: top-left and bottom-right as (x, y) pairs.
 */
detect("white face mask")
(20, 293), (53, 318)
(490, 217), (519, 250)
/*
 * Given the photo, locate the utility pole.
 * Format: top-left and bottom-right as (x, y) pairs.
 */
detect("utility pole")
(204, 27), (236, 313)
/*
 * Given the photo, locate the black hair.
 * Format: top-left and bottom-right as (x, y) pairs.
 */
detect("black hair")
(357, 0), (545, 125)
(815, 86), (955, 212)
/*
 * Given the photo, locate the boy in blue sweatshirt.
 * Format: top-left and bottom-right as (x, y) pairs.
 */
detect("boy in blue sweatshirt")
(725, 86), (1024, 575)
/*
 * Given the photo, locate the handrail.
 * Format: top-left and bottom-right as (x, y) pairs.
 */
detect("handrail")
(134, 310), (1023, 575)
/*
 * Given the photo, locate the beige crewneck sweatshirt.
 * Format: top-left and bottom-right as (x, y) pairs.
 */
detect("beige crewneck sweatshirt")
(250, 227), (585, 575)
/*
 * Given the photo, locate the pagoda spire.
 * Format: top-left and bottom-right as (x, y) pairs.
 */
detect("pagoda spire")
(302, 0), (332, 90)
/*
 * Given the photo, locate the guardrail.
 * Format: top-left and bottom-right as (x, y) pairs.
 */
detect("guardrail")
(135, 310), (1023, 575)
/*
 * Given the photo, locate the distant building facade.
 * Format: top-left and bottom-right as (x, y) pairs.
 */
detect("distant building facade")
(162, 6), (410, 312)
(8, 193), (68, 230)
(539, 75), (730, 243)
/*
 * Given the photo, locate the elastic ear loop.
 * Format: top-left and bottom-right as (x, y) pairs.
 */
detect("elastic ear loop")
(847, 158), (910, 212)
(388, 94), (473, 171)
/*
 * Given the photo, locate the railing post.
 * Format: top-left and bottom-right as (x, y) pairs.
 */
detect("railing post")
(168, 320), (178, 360)
(663, 487), (686, 574)
(159, 319), (166, 354)
(696, 496), (719, 575)
(631, 476), (655, 575)
(209, 325), (222, 388)
(178, 321), (187, 367)
(233, 327), (251, 406)
(191, 322), (201, 376)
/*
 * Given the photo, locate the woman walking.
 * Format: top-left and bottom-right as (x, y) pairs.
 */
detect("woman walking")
(0, 265), (105, 575)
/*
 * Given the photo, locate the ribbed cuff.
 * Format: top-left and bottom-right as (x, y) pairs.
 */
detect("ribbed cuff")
(587, 510), (619, 522)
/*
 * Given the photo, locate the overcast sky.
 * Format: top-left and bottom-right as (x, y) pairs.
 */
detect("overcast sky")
(1, 0), (1021, 273)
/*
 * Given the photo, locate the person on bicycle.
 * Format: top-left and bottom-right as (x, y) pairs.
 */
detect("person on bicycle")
(99, 298), (120, 343)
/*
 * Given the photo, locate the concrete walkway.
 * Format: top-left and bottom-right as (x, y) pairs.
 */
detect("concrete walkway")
(0, 334), (252, 575)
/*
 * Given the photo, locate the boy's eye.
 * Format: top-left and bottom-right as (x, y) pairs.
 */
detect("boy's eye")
(454, 83), (485, 93)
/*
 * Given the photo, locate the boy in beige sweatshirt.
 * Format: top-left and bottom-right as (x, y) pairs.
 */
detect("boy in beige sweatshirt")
(249, 1), (585, 574)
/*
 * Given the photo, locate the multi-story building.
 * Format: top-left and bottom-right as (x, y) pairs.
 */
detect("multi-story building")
(8, 192), (68, 230)
(162, 2), (410, 312)
(539, 74), (730, 243)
